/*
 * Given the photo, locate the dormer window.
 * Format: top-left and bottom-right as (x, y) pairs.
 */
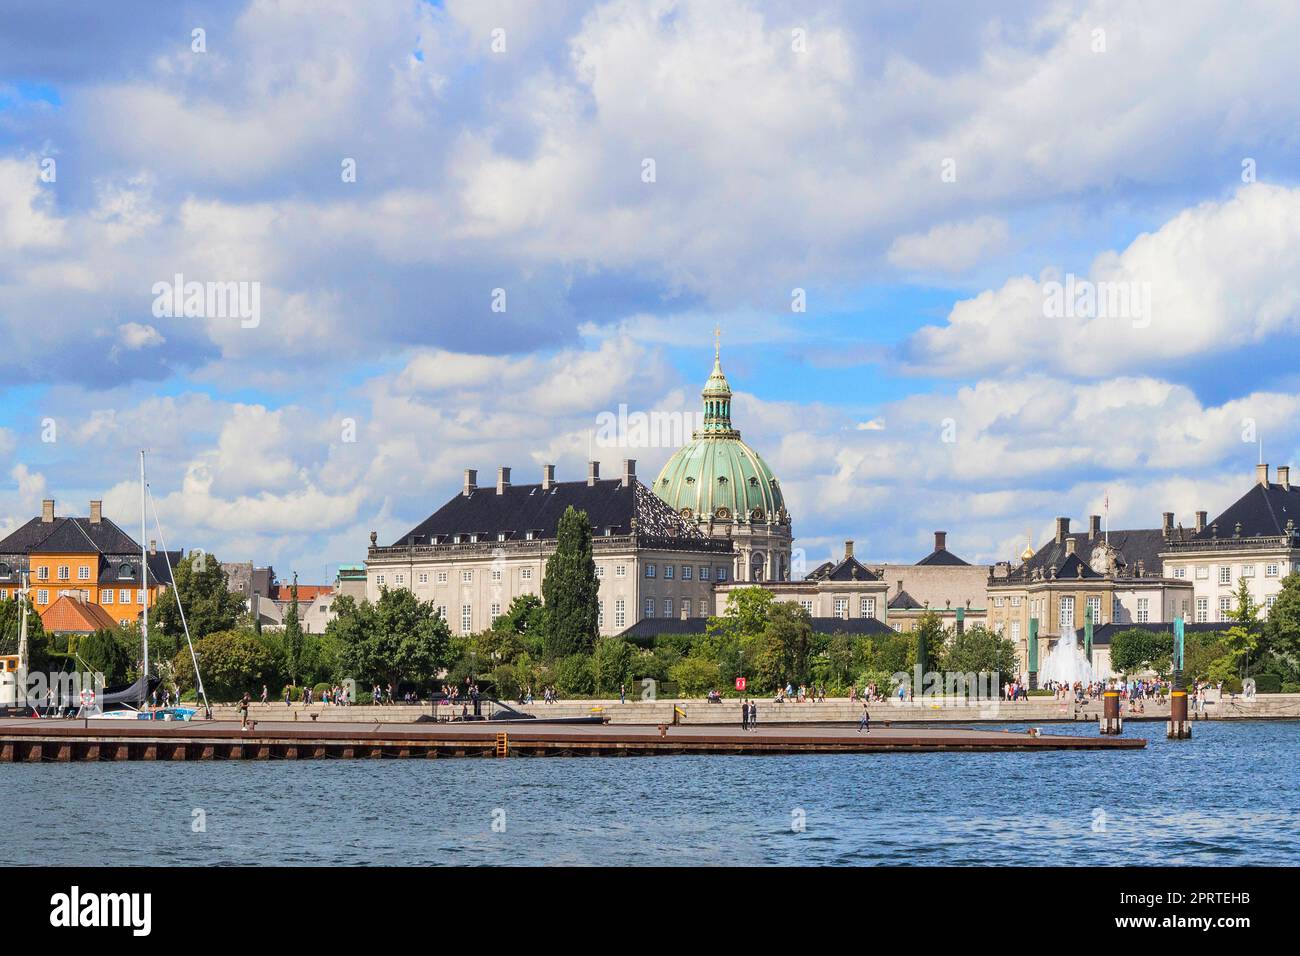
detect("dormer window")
(717, 475), (728, 483)
(0, 563), (8, 576)
(497, 532), (507, 542)
(748, 476), (758, 486)
(685, 476), (695, 484)
(118, 563), (133, 579)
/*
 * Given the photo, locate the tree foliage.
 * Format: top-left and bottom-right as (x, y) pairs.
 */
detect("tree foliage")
(153, 551), (244, 641)
(329, 588), (452, 688)
(176, 628), (277, 700)
(541, 507), (600, 659)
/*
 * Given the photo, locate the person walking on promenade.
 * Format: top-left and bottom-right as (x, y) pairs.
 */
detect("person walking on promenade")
(284, 686), (291, 706)
(858, 701), (871, 733)
(620, 683), (626, 704)
(741, 699), (750, 731)
(749, 700), (757, 731)
(260, 684), (268, 705)
(238, 692), (251, 730)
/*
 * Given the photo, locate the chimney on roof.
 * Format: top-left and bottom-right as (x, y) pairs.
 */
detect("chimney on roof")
(149, 539), (157, 556)
(1055, 516), (1070, 545)
(1279, 465), (1291, 491)
(622, 459), (636, 488)
(1257, 462), (1270, 487)
(587, 460), (600, 486)
(463, 469), (477, 497)
(844, 540), (854, 559)
(1195, 511), (1207, 533)
(933, 531), (946, 552)
(41, 499), (54, 523)
(1089, 515), (1101, 539)
(1065, 537), (1077, 556)
(496, 466), (511, 495)
(542, 464), (555, 490)
(1162, 512), (1174, 538)
(89, 500), (102, 525)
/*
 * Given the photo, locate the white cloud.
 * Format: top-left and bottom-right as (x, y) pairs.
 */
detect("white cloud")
(887, 216), (1009, 274)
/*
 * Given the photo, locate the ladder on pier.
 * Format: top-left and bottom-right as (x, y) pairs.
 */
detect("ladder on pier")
(494, 732), (508, 757)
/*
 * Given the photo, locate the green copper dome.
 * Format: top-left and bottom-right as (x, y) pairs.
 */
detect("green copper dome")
(653, 345), (788, 525)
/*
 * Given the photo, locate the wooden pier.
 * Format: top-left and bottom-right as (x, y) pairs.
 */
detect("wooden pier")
(0, 718), (1144, 760)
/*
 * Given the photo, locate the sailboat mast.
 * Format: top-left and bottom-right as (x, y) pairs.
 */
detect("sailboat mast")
(17, 570), (29, 705)
(141, 450), (149, 681)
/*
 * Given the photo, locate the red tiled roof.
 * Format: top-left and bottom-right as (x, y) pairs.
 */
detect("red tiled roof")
(40, 595), (123, 633)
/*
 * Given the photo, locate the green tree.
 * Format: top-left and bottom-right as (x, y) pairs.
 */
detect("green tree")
(669, 655), (720, 697)
(153, 551), (244, 640)
(75, 629), (131, 685)
(939, 625), (1019, 681)
(175, 628), (278, 700)
(1222, 577), (1261, 677)
(541, 506), (600, 659)
(1110, 628), (1174, 674)
(1265, 571), (1300, 659)
(331, 588), (451, 688)
(553, 653), (595, 696)
(0, 595), (51, 672)
(282, 574), (304, 685)
(914, 610), (944, 676)
(591, 636), (635, 695)
(751, 601), (812, 690)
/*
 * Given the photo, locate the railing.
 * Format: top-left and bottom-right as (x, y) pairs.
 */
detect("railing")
(1161, 534), (1299, 552)
(368, 532), (733, 561)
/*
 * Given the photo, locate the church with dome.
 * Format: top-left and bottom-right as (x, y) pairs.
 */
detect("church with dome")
(651, 342), (793, 582)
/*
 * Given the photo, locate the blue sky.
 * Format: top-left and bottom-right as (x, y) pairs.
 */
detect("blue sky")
(3, 0), (1300, 582)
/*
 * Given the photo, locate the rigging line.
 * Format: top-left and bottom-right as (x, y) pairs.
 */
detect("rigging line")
(145, 483), (211, 717)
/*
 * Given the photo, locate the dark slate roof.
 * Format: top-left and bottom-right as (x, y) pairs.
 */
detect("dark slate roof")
(916, 547), (970, 566)
(804, 555), (881, 582)
(619, 615), (897, 640)
(888, 588), (922, 610)
(0, 515), (178, 587)
(1193, 481), (1300, 540)
(392, 479), (726, 551)
(1073, 621), (1226, 647)
(1002, 527), (1171, 583)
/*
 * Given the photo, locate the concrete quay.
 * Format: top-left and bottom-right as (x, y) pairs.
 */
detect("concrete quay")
(198, 693), (1300, 725)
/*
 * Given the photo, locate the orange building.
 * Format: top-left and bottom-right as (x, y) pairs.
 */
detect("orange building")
(0, 499), (180, 629)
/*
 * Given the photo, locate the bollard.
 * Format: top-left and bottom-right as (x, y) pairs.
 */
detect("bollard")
(1167, 689), (1192, 739)
(1099, 690), (1123, 734)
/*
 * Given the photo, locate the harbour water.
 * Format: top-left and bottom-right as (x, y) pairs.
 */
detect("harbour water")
(3, 721), (1295, 866)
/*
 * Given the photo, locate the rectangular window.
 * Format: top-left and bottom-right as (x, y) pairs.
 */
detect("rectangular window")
(1196, 597), (1208, 623)
(58, 566), (69, 581)
(860, 596), (876, 618)
(1267, 595), (1278, 610)
(491, 568), (502, 582)
(644, 597), (655, 618)
(598, 602), (604, 628)
(1173, 566), (1186, 579)
(103, 590), (114, 604)
(1266, 563), (1280, 578)
(37, 567), (48, 581)
(594, 565), (605, 579)
(681, 599), (691, 618)
(1136, 597), (1149, 623)
(418, 573), (428, 584)
(663, 599), (673, 617)
(1219, 596), (1232, 621)
(698, 599), (708, 616)
(78, 566), (90, 581)
(37, 589), (48, 604)
(664, 564), (674, 580)
(1240, 564), (1255, 578)
(615, 565), (626, 578)
(698, 566), (709, 581)
(521, 568), (533, 581)
(645, 563), (656, 578)
(1010, 621), (1020, 642)
(615, 599), (626, 628)
(716, 567), (728, 583)
(395, 574), (405, 585)
(1195, 565), (1209, 580)
(461, 604), (472, 632)
(682, 565), (692, 581)
(376, 574), (386, 586)
(800, 599), (813, 614)
(1086, 595), (1100, 623)
(491, 602), (501, 620)
(1219, 566), (1231, 585)
(462, 570), (473, 583)
(1059, 596), (1075, 632)
(993, 596), (1004, 607)
(1112, 596), (1123, 622)
(437, 605), (447, 620)
(137, 590), (144, 604)
(436, 571), (448, 584)
(1011, 596), (1022, 607)
(120, 589), (131, 604)
(833, 597), (848, 619)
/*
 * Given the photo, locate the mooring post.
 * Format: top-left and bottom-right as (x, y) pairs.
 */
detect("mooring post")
(1100, 688), (1122, 735)
(1167, 615), (1192, 739)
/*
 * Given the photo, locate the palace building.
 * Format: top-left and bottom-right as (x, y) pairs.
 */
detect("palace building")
(364, 460), (734, 636)
(651, 343), (793, 582)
